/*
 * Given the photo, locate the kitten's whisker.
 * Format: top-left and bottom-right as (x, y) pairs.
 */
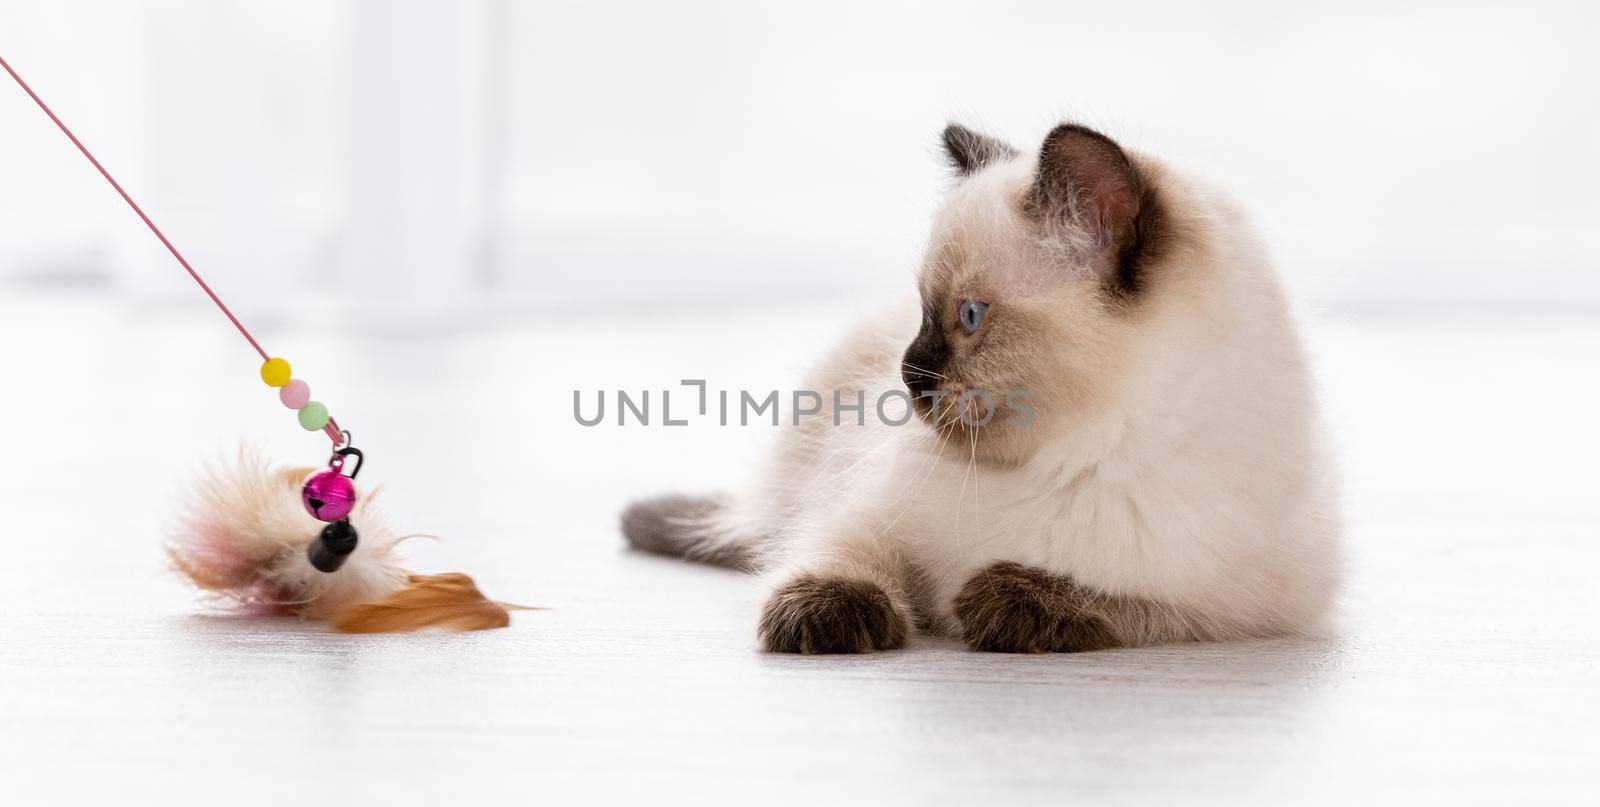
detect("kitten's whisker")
(968, 426), (980, 532)
(955, 420), (977, 542)
(878, 416), (959, 537)
(901, 362), (948, 381)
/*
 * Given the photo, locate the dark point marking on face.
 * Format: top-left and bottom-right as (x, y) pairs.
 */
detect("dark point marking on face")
(954, 561), (1120, 653)
(942, 123), (1020, 177)
(759, 576), (908, 654)
(901, 300), (950, 407)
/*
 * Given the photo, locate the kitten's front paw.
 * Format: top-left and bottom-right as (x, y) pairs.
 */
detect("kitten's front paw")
(954, 562), (1117, 653)
(759, 576), (908, 654)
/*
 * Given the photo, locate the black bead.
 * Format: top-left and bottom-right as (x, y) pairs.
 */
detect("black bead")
(307, 519), (359, 573)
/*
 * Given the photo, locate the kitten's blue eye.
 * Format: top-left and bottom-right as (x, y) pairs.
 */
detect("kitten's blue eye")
(959, 299), (989, 334)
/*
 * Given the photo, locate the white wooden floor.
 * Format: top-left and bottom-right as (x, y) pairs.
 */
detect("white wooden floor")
(1, 294), (1596, 805)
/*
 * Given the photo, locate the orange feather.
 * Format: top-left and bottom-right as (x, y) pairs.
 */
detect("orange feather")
(331, 573), (518, 633)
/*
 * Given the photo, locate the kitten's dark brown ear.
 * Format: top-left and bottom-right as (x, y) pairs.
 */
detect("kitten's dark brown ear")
(1026, 123), (1154, 292)
(942, 123), (1018, 177)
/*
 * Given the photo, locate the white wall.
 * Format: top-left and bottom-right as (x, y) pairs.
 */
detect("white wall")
(3, 0), (1596, 315)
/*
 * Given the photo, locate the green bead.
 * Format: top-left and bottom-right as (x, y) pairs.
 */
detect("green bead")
(297, 401), (330, 431)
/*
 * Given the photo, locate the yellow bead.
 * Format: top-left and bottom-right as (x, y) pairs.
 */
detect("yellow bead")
(260, 357), (292, 387)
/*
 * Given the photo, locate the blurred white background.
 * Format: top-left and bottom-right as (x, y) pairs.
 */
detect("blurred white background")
(2, 0), (1596, 318)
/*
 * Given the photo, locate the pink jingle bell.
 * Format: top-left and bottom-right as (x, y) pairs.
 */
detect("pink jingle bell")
(302, 468), (356, 522)
(301, 447), (363, 522)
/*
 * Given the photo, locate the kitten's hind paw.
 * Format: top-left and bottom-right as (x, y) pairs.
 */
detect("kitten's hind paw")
(759, 576), (908, 654)
(955, 562), (1118, 653)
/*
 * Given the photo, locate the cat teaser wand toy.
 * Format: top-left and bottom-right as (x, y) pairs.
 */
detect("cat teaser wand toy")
(0, 53), (361, 572)
(3, 54), (515, 631)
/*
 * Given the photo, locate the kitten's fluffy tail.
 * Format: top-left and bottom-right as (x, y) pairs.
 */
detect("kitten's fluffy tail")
(620, 493), (762, 571)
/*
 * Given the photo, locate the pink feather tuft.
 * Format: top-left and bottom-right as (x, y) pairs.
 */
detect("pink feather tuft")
(168, 448), (408, 618)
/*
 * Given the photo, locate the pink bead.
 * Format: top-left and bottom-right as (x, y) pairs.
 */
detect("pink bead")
(279, 379), (311, 409)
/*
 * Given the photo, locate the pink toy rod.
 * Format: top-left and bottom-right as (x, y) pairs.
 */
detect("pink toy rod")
(1, 54), (268, 361)
(2, 54), (344, 446)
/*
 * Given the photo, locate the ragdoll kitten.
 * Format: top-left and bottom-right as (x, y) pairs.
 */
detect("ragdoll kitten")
(623, 121), (1340, 653)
